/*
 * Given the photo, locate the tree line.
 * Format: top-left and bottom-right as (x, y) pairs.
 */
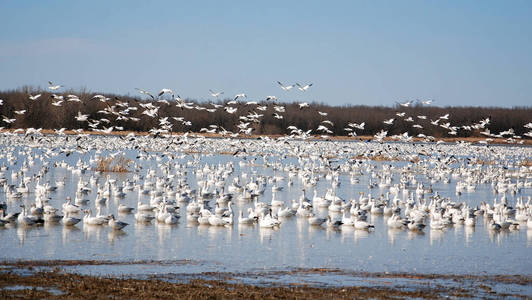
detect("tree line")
(0, 86), (530, 139)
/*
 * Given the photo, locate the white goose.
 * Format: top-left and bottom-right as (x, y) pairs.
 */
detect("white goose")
(108, 215), (129, 230)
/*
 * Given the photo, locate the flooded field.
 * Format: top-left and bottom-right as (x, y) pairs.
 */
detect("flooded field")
(0, 133), (531, 296)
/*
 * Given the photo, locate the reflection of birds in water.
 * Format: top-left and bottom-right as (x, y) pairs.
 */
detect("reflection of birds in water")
(62, 226), (80, 245)
(108, 229), (127, 243)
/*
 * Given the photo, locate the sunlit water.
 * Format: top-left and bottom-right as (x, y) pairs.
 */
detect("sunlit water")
(0, 137), (531, 277)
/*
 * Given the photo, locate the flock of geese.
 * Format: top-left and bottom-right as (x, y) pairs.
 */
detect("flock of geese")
(0, 130), (531, 243)
(0, 81), (531, 245)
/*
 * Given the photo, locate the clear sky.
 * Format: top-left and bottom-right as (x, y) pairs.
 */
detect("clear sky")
(1, 1), (531, 107)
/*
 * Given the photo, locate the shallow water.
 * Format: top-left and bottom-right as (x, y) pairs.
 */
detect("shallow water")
(0, 135), (531, 278)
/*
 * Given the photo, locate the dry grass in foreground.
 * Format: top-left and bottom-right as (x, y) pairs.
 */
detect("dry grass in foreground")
(0, 269), (467, 299)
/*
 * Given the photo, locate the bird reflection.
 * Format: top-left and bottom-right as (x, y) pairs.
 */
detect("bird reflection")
(259, 227), (275, 244)
(325, 226), (341, 240)
(44, 221), (61, 232)
(157, 224), (172, 245)
(354, 228), (369, 244)
(17, 225), (30, 245)
(464, 226), (475, 245)
(387, 228), (403, 245)
(62, 225), (80, 245)
(296, 218), (306, 234)
(340, 225), (354, 243)
(197, 224), (210, 237)
(429, 229), (444, 245)
(108, 229), (127, 243)
(406, 230), (424, 240)
(83, 224), (103, 241)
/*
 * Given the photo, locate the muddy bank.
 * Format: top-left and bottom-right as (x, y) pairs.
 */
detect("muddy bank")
(1, 260), (530, 299)
(0, 269), (469, 299)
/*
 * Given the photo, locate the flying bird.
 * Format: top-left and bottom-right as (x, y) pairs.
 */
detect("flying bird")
(277, 81), (295, 91)
(397, 100), (413, 107)
(2, 116), (16, 123)
(48, 81), (63, 90)
(29, 94), (42, 101)
(296, 83), (313, 91)
(299, 102), (310, 109)
(158, 88), (174, 98)
(75, 111), (89, 122)
(383, 118), (394, 125)
(209, 89), (224, 98)
(234, 93), (246, 101)
(135, 88), (155, 100)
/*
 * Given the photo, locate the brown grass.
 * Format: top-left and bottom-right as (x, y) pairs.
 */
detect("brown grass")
(95, 156), (132, 173)
(353, 154), (399, 161)
(521, 160), (532, 167)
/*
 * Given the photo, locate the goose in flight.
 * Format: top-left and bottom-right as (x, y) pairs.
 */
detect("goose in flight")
(92, 95), (110, 102)
(421, 99), (434, 105)
(51, 100), (63, 107)
(142, 107), (159, 118)
(430, 119), (440, 126)
(75, 111), (89, 122)
(48, 81), (63, 90)
(318, 111), (328, 116)
(14, 110), (26, 115)
(209, 89), (224, 98)
(383, 118), (394, 125)
(296, 83), (313, 91)
(224, 107), (238, 114)
(54, 128), (66, 135)
(2, 116), (15, 123)
(397, 100), (413, 107)
(265, 96), (277, 101)
(439, 113), (449, 120)
(273, 113), (283, 119)
(299, 102), (310, 109)
(158, 88), (174, 98)
(349, 122), (365, 130)
(234, 93), (246, 101)
(277, 81), (295, 91)
(29, 94), (42, 101)
(316, 125), (333, 134)
(274, 105), (285, 113)
(135, 88), (155, 100)
(67, 95), (81, 102)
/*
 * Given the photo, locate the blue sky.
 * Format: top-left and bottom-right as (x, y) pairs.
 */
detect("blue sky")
(1, 1), (531, 107)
